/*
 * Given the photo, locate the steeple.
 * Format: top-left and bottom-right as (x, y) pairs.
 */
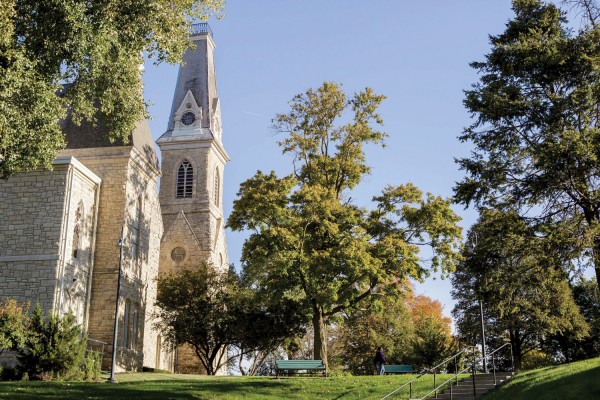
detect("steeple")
(160, 23), (223, 142)
(156, 20), (229, 278)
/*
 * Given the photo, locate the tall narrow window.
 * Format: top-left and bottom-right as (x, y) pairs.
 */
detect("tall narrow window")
(177, 160), (193, 198)
(130, 304), (139, 349)
(213, 167), (220, 205)
(122, 299), (131, 348)
(72, 202), (83, 259)
(131, 196), (142, 267)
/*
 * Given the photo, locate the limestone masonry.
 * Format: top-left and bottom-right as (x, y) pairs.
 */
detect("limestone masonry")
(0, 23), (228, 374)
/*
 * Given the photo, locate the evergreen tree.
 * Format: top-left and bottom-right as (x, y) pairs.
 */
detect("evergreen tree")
(455, 0), (600, 290)
(452, 209), (589, 369)
(18, 305), (87, 380)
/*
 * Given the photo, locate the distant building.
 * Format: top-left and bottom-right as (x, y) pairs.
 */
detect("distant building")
(0, 23), (228, 374)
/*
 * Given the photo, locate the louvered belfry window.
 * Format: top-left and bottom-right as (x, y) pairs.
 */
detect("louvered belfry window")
(177, 160), (193, 198)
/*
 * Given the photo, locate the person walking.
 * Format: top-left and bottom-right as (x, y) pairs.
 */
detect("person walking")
(374, 346), (388, 375)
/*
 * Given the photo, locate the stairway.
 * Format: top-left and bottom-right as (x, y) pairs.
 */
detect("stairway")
(429, 372), (514, 400)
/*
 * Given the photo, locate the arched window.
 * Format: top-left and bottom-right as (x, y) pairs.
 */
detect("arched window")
(213, 167), (220, 206)
(177, 160), (193, 198)
(72, 202), (84, 259)
(131, 196), (142, 270)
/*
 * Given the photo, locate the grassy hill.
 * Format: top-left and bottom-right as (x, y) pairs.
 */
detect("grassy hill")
(482, 357), (600, 400)
(0, 372), (458, 400)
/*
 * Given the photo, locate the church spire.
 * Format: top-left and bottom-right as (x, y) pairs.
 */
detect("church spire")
(162, 22), (222, 142)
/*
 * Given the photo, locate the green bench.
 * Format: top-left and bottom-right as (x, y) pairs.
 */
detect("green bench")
(275, 360), (326, 377)
(384, 364), (415, 374)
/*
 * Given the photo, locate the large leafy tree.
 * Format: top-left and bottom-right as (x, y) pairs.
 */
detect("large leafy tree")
(155, 264), (240, 375)
(541, 277), (600, 362)
(0, 0), (223, 178)
(452, 209), (589, 369)
(228, 82), (462, 369)
(454, 0), (600, 289)
(155, 264), (305, 375)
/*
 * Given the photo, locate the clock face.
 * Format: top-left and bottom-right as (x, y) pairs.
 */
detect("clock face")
(181, 112), (196, 126)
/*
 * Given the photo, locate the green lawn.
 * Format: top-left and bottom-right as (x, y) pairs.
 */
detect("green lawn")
(0, 372), (460, 400)
(482, 357), (600, 400)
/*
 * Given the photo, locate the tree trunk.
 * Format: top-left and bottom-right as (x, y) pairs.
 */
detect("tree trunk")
(509, 330), (522, 370)
(593, 239), (600, 291)
(312, 304), (328, 371)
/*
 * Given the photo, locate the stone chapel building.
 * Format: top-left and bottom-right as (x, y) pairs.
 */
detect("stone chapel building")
(0, 23), (228, 374)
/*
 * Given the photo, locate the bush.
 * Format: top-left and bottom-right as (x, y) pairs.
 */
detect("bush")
(18, 305), (87, 380)
(0, 299), (28, 356)
(84, 351), (102, 381)
(521, 350), (556, 370)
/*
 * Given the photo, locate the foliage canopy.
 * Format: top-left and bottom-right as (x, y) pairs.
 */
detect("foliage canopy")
(0, 0), (223, 178)
(455, 0), (600, 288)
(452, 209), (589, 368)
(228, 82), (462, 369)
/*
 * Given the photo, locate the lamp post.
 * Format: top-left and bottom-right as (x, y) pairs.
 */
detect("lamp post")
(479, 299), (487, 373)
(108, 226), (125, 383)
(471, 233), (488, 373)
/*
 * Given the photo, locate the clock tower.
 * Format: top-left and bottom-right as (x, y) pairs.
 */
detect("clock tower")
(156, 23), (229, 373)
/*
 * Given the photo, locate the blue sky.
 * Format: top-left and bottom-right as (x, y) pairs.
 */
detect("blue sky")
(142, 1), (520, 326)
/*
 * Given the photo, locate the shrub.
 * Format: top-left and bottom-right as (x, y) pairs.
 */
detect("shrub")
(18, 305), (87, 380)
(0, 299), (28, 356)
(521, 350), (556, 370)
(83, 351), (102, 381)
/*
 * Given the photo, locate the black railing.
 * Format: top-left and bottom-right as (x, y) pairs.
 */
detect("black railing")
(190, 22), (213, 37)
(380, 343), (515, 400)
(380, 347), (473, 400)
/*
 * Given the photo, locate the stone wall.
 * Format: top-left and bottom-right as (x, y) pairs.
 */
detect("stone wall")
(0, 157), (100, 319)
(61, 146), (162, 372)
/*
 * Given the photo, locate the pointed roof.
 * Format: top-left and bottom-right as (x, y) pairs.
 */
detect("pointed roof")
(162, 23), (219, 138)
(161, 210), (202, 250)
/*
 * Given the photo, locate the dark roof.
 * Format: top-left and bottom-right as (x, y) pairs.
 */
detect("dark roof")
(60, 110), (160, 171)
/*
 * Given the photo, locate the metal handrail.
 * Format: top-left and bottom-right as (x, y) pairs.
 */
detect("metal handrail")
(487, 342), (511, 358)
(380, 346), (474, 400)
(381, 343), (515, 400)
(427, 346), (475, 373)
(415, 343), (514, 400)
(379, 372), (428, 400)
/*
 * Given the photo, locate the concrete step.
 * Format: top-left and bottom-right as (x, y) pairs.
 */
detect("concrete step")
(425, 372), (514, 400)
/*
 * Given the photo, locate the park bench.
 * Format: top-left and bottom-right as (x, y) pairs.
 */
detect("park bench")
(384, 364), (415, 374)
(275, 360), (326, 377)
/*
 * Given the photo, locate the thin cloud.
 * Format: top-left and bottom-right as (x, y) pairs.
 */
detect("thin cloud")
(241, 110), (267, 118)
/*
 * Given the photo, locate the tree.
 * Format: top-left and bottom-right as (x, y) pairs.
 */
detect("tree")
(233, 284), (307, 376)
(18, 305), (87, 380)
(540, 277), (600, 362)
(452, 209), (589, 369)
(454, 0), (600, 290)
(155, 264), (305, 375)
(408, 295), (455, 370)
(228, 82), (463, 369)
(154, 264), (239, 375)
(0, 298), (27, 356)
(0, 0), (223, 179)
(335, 289), (415, 375)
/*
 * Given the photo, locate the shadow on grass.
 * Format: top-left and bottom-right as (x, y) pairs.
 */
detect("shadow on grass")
(0, 378), (291, 400)
(483, 365), (600, 400)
